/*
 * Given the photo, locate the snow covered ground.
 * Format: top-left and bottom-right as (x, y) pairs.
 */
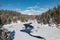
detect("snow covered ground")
(3, 20), (60, 40)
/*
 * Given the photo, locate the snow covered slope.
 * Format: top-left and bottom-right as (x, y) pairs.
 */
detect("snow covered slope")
(3, 20), (60, 40)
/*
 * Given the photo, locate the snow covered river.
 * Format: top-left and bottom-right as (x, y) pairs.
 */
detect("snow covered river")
(3, 20), (60, 40)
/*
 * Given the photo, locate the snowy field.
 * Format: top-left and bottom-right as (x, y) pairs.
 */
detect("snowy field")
(3, 20), (60, 40)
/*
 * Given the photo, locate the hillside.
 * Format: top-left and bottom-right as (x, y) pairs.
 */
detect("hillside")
(0, 5), (60, 25)
(0, 10), (35, 24)
(36, 5), (60, 25)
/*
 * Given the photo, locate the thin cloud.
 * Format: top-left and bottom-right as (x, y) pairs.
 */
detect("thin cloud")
(20, 9), (45, 15)
(27, 5), (39, 9)
(20, 5), (48, 15)
(15, 8), (21, 11)
(17, 8), (48, 15)
(14, 6), (48, 15)
(41, 8), (48, 10)
(14, 8), (21, 12)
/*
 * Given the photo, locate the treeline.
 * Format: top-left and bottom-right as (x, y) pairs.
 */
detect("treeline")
(0, 5), (60, 25)
(0, 10), (35, 24)
(36, 5), (60, 25)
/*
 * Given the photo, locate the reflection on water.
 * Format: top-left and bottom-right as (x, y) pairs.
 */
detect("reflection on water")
(20, 23), (46, 40)
(7, 31), (15, 40)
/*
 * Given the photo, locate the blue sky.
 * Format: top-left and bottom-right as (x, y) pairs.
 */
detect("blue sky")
(0, 0), (60, 15)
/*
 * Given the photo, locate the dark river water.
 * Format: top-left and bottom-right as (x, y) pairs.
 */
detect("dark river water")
(7, 31), (15, 40)
(20, 23), (46, 40)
